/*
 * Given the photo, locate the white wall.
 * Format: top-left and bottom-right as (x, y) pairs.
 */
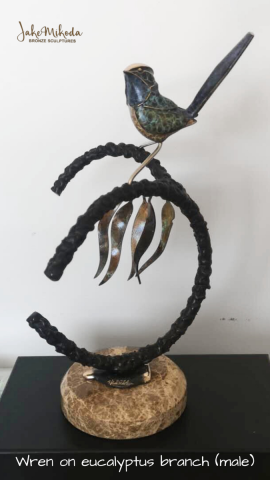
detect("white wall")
(1, 0), (270, 367)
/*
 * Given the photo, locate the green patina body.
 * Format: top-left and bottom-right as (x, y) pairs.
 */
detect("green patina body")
(133, 91), (193, 141)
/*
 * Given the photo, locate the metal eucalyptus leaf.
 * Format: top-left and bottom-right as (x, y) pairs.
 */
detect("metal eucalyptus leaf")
(99, 202), (133, 285)
(138, 201), (175, 276)
(94, 207), (118, 278)
(128, 197), (156, 284)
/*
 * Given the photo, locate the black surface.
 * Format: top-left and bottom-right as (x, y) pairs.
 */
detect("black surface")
(0, 354), (270, 454)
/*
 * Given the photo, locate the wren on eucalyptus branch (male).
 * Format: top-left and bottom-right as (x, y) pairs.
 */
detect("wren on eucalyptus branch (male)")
(27, 32), (254, 398)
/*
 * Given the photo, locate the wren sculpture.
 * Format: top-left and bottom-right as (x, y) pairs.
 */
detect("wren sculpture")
(94, 32), (254, 285)
(26, 33), (254, 439)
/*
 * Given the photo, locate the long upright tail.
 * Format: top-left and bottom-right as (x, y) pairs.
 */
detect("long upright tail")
(186, 32), (254, 118)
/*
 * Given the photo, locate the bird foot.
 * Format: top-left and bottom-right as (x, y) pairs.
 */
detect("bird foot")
(139, 141), (157, 149)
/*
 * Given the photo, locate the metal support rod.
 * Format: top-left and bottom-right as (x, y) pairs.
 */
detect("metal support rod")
(128, 143), (162, 184)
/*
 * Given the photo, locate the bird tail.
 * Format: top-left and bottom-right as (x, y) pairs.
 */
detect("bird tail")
(186, 32), (254, 118)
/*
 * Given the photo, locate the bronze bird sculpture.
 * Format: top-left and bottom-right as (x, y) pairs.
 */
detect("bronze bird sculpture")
(94, 32), (254, 285)
(124, 63), (196, 144)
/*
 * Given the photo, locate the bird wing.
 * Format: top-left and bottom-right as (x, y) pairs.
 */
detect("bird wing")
(144, 94), (178, 110)
(136, 104), (191, 136)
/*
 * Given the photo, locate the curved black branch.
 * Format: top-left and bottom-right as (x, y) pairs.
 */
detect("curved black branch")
(51, 142), (171, 196)
(27, 142), (212, 373)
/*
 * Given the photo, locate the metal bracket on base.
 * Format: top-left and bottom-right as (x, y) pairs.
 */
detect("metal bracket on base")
(83, 363), (151, 389)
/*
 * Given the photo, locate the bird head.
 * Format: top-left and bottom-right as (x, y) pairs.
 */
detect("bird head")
(124, 64), (157, 106)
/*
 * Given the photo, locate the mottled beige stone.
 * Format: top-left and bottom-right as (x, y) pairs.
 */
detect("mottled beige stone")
(60, 347), (187, 440)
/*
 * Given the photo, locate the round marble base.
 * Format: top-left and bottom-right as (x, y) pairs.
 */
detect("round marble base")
(60, 347), (187, 440)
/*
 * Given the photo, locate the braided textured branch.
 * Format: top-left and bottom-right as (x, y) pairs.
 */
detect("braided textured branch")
(27, 142), (212, 373)
(51, 142), (171, 196)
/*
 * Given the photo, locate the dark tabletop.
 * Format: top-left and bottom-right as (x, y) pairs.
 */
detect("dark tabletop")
(0, 355), (270, 453)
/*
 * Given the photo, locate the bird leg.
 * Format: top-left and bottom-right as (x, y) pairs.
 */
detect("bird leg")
(139, 141), (157, 149)
(128, 143), (162, 184)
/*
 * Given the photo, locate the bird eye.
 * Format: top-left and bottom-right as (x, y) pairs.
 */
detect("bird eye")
(138, 68), (142, 71)
(141, 71), (154, 83)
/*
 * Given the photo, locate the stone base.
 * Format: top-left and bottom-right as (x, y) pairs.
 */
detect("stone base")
(60, 347), (187, 440)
